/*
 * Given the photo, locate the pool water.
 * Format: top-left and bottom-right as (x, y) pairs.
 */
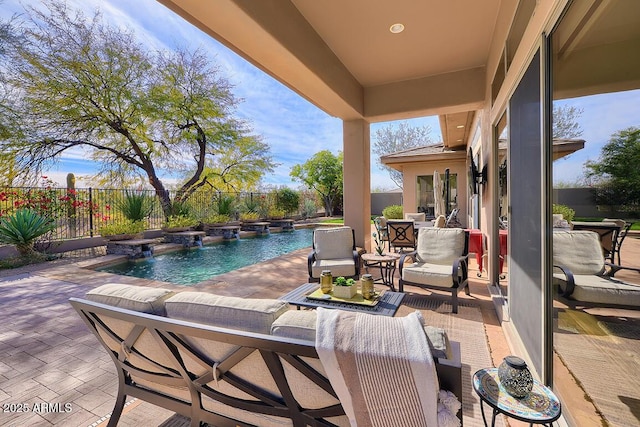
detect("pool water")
(97, 228), (314, 285)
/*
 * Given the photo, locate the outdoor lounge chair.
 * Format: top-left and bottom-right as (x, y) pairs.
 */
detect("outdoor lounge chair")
(387, 220), (417, 253)
(308, 226), (360, 281)
(399, 228), (470, 313)
(553, 230), (640, 307)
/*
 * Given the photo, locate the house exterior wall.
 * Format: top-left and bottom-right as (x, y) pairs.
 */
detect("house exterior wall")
(401, 158), (467, 228)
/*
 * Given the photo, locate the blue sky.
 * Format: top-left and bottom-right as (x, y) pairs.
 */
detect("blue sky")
(2, 0), (638, 190)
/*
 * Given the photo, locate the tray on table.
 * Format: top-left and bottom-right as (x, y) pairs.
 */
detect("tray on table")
(305, 287), (385, 306)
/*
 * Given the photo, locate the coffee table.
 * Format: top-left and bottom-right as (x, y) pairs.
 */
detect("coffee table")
(279, 283), (405, 317)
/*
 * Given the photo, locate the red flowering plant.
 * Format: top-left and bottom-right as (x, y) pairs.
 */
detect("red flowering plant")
(0, 177), (104, 239)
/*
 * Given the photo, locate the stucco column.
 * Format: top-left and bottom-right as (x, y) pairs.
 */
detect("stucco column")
(343, 119), (371, 250)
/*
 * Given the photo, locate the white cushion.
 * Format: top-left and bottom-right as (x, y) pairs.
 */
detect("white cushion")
(310, 259), (356, 278)
(85, 283), (174, 315)
(270, 310), (318, 341)
(313, 227), (354, 260)
(165, 292), (289, 334)
(553, 230), (604, 275)
(270, 310), (451, 359)
(405, 212), (426, 221)
(402, 263), (453, 288)
(416, 228), (466, 265)
(554, 273), (640, 306)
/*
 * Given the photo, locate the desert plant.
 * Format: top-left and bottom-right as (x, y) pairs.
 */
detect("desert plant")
(0, 209), (55, 256)
(215, 194), (236, 216)
(164, 215), (199, 229)
(116, 191), (154, 222)
(240, 212), (260, 221)
(201, 214), (230, 224)
(552, 204), (575, 222)
(242, 197), (261, 214)
(382, 204), (403, 219)
(268, 207), (286, 219)
(99, 220), (146, 237)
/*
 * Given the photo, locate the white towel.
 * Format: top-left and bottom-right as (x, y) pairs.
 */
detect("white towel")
(316, 308), (441, 427)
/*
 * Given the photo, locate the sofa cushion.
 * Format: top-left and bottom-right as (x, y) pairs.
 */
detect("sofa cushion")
(85, 283), (174, 315)
(165, 292), (289, 334)
(553, 230), (604, 275)
(416, 228), (466, 265)
(402, 262), (454, 288)
(310, 259), (357, 279)
(270, 310), (451, 359)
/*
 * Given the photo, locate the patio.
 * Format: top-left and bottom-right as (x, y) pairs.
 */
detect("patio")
(1, 231), (638, 426)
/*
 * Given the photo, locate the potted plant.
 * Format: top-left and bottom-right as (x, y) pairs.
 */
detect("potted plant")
(268, 207), (286, 220)
(332, 276), (357, 299)
(201, 214), (231, 229)
(99, 219), (146, 241)
(240, 212), (260, 222)
(163, 215), (199, 232)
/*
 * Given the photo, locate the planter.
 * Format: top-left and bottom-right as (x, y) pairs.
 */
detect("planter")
(103, 233), (143, 241)
(333, 285), (357, 299)
(162, 226), (193, 233)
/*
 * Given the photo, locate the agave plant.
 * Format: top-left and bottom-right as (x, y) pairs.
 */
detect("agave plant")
(116, 191), (155, 222)
(0, 209), (55, 257)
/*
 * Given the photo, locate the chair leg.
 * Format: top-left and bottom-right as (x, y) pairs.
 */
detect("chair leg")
(451, 291), (458, 314)
(399, 279), (404, 292)
(107, 383), (127, 427)
(464, 283), (470, 296)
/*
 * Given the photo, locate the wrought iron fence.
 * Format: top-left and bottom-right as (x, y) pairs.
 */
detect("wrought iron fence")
(0, 186), (317, 241)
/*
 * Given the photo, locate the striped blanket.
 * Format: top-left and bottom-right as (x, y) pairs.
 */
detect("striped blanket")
(316, 308), (459, 427)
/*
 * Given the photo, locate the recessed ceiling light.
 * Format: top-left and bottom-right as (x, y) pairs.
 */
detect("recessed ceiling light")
(456, 139), (463, 142)
(389, 23), (405, 34)
(456, 125), (465, 129)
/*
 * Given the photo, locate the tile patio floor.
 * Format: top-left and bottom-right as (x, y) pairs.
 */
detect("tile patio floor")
(1, 229), (638, 426)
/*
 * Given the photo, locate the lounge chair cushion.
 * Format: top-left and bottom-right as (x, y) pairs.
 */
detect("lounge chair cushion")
(165, 291), (289, 334)
(85, 283), (174, 315)
(553, 230), (604, 275)
(416, 228), (466, 265)
(553, 273), (640, 306)
(270, 310), (451, 359)
(313, 227), (354, 260)
(310, 258), (357, 278)
(402, 262), (454, 288)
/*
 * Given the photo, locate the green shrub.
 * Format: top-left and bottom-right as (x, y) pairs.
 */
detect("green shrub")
(303, 199), (317, 219)
(164, 215), (199, 229)
(116, 191), (154, 222)
(276, 188), (300, 216)
(0, 209), (56, 256)
(201, 214), (230, 224)
(552, 204), (575, 222)
(214, 195), (236, 216)
(99, 220), (146, 237)
(268, 207), (286, 219)
(382, 205), (403, 219)
(240, 212), (260, 221)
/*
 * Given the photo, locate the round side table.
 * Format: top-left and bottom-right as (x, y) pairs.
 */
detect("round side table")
(361, 252), (400, 291)
(473, 368), (561, 427)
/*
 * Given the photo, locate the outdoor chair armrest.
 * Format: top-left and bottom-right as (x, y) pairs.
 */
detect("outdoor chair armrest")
(352, 250), (361, 276)
(605, 262), (640, 277)
(398, 250), (418, 274)
(307, 250), (317, 279)
(451, 254), (469, 288)
(553, 264), (575, 297)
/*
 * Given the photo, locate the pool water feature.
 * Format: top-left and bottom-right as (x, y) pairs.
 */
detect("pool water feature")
(97, 228), (314, 286)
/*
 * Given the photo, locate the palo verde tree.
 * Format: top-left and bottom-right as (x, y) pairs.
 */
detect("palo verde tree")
(290, 150), (343, 216)
(1, 1), (272, 218)
(584, 127), (640, 210)
(373, 121), (433, 188)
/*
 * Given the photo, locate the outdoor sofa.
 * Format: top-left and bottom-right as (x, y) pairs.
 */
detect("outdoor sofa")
(70, 283), (463, 427)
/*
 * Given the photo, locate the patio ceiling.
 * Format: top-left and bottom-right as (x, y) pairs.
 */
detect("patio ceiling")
(156, 0), (508, 149)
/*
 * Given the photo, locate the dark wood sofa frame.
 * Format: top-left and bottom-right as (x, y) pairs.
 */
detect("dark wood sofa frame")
(70, 297), (463, 427)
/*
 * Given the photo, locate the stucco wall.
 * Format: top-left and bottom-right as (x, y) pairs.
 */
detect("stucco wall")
(401, 159), (468, 228)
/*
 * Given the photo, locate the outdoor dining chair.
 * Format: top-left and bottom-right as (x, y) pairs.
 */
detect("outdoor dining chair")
(307, 226), (360, 282)
(602, 218), (633, 265)
(387, 220), (416, 253)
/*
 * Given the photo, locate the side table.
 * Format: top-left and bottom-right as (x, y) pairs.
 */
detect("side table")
(361, 252), (400, 291)
(473, 368), (561, 427)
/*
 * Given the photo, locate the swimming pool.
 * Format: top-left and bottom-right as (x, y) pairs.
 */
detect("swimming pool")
(97, 228), (314, 285)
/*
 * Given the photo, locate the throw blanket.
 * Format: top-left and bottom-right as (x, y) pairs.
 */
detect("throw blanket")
(315, 308), (460, 427)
